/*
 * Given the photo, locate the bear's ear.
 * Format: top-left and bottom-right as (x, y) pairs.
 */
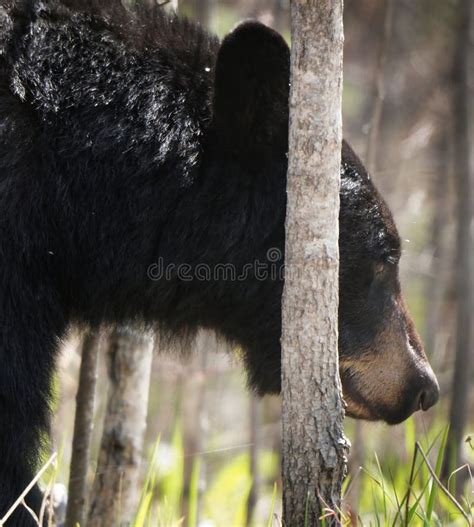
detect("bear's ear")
(212, 21), (290, 158)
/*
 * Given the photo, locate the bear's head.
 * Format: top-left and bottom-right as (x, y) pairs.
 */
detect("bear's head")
(338, 142), (439, 424)
(211, 21), (439, 424)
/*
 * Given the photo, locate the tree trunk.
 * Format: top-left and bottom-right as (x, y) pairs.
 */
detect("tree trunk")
(246, 395), (259, 527)
(423, 131), (450, 362)
(444, 0), (474, 487)
(194, 0), (212, 28)
(65, 330), (101, 527)
(365, 0), (394, 176)
(272, 0), (286, 34)
(281, 1), (349, 525)
(88, 327), (154, 527)
(181, 332), (210, 527)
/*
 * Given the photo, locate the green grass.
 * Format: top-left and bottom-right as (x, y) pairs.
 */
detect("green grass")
(342, 422), (473, 526)
(124, 419), (474, 526)
(27, 418), (473, 526)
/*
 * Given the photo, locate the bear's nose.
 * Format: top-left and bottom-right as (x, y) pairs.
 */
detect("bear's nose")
(416, 377), (440, 411)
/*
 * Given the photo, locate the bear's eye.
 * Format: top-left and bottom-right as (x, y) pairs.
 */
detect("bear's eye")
(365, 259), (393, 289)
(374, 262), (386, 276)
(373, 255), (398, 282)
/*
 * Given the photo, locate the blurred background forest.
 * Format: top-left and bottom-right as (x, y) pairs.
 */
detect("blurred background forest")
(47, 0), (473, 525)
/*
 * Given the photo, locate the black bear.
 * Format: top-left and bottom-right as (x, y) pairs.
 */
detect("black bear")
(0, 0), (439, 524)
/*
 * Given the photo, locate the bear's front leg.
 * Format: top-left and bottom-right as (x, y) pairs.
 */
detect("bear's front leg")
(243, 335), (282, 395)
(0, 283), (65, 526)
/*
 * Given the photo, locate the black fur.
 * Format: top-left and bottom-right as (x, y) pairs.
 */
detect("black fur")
(0, 1), (435, 524)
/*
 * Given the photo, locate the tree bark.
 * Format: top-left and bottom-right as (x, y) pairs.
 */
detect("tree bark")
(88, 327), (154, 527)
(281, 1), (349, 526)
(65, 330), (100, 527)
(444, 0), (474, 487)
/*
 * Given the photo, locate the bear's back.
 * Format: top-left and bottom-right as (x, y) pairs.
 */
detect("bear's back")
(1, 1), (219, 185)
